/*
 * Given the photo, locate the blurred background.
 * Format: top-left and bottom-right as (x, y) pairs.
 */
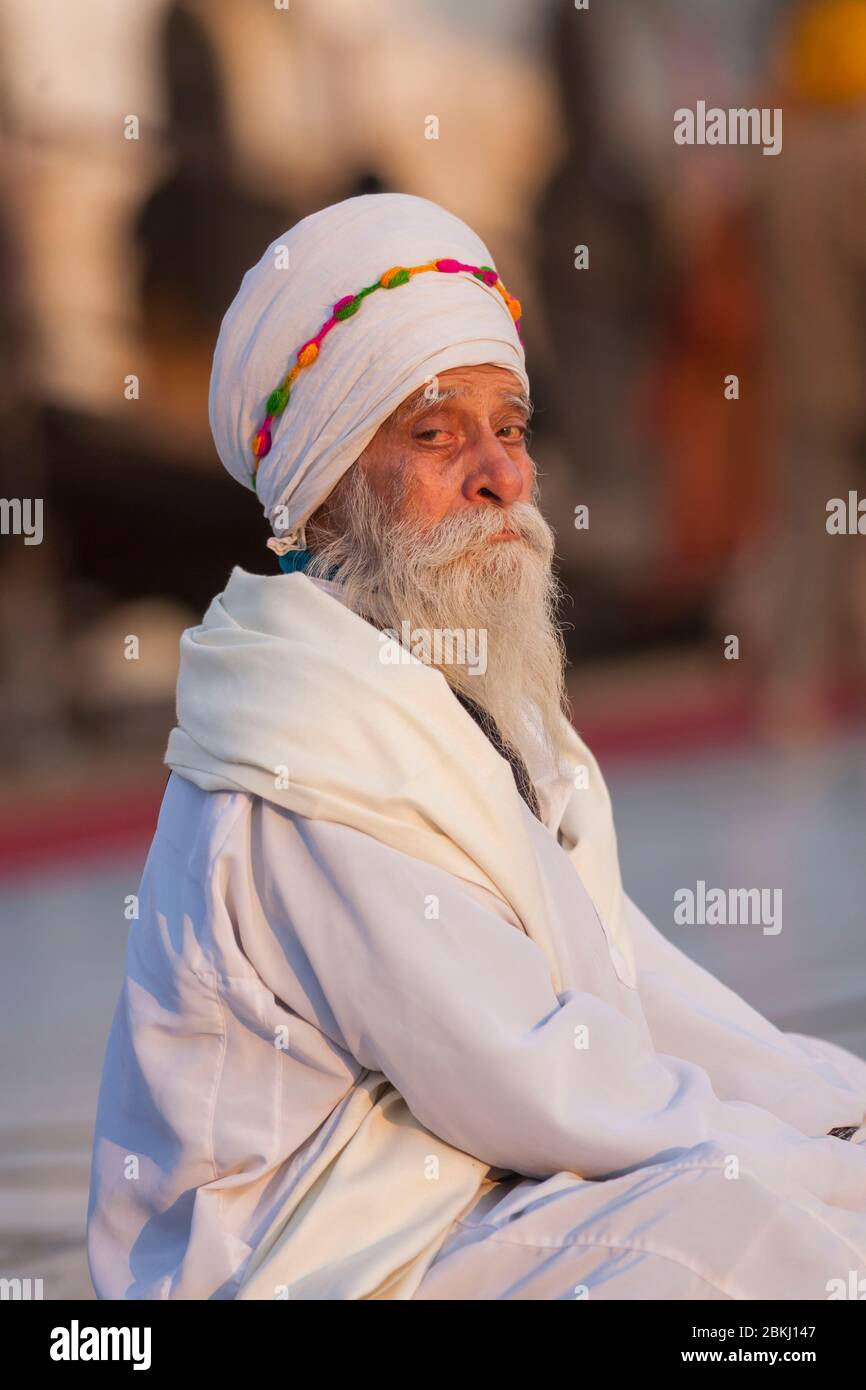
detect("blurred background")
(1, 0), (865, 1297)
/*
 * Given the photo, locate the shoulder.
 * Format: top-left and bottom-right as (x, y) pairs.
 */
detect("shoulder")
(155, 772), (255, 871)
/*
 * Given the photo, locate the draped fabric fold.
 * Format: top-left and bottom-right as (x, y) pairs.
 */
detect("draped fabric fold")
(165, 566), (637, 996)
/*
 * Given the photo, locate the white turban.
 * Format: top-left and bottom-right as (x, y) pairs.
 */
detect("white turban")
(207, 192), (530, 543)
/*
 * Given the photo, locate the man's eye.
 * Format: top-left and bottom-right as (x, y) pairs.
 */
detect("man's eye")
(413, 423), (529, 443)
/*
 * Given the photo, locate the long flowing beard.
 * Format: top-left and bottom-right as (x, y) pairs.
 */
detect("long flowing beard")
(305, 463), (574, 774)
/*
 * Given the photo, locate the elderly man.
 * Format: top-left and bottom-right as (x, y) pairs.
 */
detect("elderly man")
(87, 193), (866, 1301)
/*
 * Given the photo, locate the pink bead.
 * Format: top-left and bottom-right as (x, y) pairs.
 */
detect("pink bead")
(333, 294), (355, 313)
(253, 426), (272, 459)
(435, 259), (463, 273)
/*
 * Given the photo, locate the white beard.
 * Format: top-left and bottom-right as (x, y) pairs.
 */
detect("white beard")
(305, 462), (574, 775)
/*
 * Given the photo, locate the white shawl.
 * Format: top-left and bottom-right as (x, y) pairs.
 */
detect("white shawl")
(165, 567), (636, 993)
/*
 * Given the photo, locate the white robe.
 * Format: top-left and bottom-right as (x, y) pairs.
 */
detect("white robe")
(86, 571), (866, 1300)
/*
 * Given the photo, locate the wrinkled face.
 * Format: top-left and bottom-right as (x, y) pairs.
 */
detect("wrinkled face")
(319, 363), (536, 534)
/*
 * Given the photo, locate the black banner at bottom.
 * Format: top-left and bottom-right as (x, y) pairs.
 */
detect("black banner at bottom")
(5, 1297), (864, 1375)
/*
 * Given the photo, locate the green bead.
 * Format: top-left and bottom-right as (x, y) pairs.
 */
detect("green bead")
(385, 268), (411, 288)
(266, 386), (289, 415)
(335, 297), (361, 319)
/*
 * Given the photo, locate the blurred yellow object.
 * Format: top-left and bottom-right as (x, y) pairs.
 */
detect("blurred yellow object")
(784, 0), (866, 105)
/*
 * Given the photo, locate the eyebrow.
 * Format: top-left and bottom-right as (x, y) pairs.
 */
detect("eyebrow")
(390, 383), (533, 428)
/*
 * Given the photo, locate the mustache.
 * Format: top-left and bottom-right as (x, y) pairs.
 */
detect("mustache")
(389, 499), (553, 565)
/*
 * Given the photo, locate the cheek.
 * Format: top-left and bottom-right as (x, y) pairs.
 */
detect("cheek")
(397, 455), (461, 525)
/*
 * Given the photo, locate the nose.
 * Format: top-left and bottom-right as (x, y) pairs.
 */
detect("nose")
(461, 433), (530, 509)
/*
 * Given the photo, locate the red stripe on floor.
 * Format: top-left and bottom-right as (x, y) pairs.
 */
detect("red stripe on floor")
(0, 786), (165, 875)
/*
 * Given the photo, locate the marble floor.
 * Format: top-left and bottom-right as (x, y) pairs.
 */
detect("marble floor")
(1, 731), (864, 1299)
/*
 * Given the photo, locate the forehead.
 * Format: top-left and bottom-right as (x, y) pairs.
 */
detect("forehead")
(390, 366), (530, 425)
(436, 363), (523, 389)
